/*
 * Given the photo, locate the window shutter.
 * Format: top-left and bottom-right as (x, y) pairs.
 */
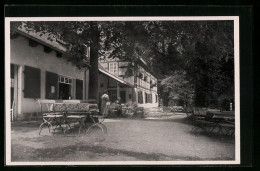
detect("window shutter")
(145, 93), (148, 103)
(76, 79), (83, 100)
(24, 66), (41, 98)
(45, 71), (58, 99)
(11, 64), (15, 79)
(138, 91), (143, 104)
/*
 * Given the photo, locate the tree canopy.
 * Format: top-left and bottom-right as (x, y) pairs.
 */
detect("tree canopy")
(11, 20), (234, 107)
(143, 21), (234, 107)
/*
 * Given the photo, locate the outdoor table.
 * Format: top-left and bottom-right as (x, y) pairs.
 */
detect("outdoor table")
(38, 102), (107, 136)
(206, 111), (235, 136)
(39, 112), (65, 135)
(64, 113), (88, 134)
(206, 111), (235, 121)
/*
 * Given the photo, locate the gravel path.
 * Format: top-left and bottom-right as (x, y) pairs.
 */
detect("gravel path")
(10, 113), (235, 162)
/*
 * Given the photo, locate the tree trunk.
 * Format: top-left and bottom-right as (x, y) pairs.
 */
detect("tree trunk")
(88, 45), (99, 102)
(194, 84), (206, 107)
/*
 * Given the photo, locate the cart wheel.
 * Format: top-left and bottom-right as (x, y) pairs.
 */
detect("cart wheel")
(86, 124), (107, 141)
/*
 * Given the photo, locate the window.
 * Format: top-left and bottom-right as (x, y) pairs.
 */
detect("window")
(144, 75), (147, 82)
(58, 75), (72, 100)
(59, 75), (72, 84)
(145, 93), (153, 103)
(109, 62), (118, 75)
(24, 66), (41, 98)
(138, 91), (143, 104)
(145, 93), (152, 103)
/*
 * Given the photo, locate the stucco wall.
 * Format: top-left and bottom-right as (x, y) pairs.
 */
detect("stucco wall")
(10, 35), (88, 117)
(135, 88), (159, 108)
(11, 36), (86, 79)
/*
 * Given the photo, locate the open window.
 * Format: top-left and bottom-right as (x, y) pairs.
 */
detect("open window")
(58, 75), (72, 100)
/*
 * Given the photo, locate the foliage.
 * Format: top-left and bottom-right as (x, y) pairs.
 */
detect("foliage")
(142, 21), (234, 107)
(10, 20), (235, 106)
(158, 71), (194, 106)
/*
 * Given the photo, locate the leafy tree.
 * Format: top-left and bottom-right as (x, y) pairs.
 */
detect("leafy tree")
(11, 21), (147, 101)
(11, 20), (234, 108)
(142, 21), (234, 107)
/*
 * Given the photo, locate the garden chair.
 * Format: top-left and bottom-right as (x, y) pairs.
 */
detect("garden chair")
(217, 121), (235, 137)
(64, 103), (88, 134)
(190, 107), (218, 136)
(38, 101), (65, 135)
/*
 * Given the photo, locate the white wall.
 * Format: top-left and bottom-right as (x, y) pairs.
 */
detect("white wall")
(10, 36), (88, 117)
(135, 88), (159, 108)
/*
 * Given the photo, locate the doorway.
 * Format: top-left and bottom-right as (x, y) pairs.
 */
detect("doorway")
(58, 75), (72, 100)
(59, 83), (71, 100)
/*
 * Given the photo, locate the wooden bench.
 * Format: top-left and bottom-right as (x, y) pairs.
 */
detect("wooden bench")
(170, 106), (184, 112)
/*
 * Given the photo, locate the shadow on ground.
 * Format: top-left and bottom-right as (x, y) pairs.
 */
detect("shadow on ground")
(10, 112), (235, 162)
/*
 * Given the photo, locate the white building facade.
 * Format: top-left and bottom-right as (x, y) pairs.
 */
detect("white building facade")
(10, 30), (88, 120)
(99, 57), (159, 108)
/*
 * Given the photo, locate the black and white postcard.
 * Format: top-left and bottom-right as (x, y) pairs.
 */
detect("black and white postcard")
(5, 15), (241, 165)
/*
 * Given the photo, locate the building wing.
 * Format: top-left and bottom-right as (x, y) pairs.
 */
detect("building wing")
(98, 63), (134, 88)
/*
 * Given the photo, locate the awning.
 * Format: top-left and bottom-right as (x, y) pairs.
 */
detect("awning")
(98, 65), (134, 88)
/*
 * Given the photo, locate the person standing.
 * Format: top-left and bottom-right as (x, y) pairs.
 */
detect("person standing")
(101, 90), (110, 117)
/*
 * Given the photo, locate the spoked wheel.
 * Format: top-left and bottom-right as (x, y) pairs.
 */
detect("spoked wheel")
(86, 123), (107, 142)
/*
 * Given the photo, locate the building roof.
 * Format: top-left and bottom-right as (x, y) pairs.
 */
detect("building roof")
(13, 27), (134, 87)
(13, 27), (151, 85)
(98, 63), (134, 88)
(13, 26), (67, 53)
